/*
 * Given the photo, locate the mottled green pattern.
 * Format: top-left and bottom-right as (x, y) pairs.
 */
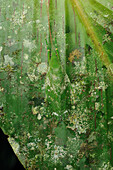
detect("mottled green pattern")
(0, 0), (113, 169)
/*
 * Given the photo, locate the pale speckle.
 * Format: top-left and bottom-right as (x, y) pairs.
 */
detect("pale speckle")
(104, 14), (109, 17)
(0, 46), (3, 52)
(24, 53), (29, 60)
(37, 114), (41, 120)
(52, 112), (59, 116)
(32, 106), (38, 115)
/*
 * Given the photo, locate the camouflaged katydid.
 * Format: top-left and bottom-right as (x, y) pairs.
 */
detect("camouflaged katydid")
(45, 37), (71, 116)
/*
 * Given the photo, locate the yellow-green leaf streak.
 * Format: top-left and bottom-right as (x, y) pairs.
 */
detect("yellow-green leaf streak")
(70, 0), (111, 68)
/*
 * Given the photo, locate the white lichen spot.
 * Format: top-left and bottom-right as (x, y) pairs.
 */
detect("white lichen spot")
(20, 81), (24, 85)
(64, 110), (68, 114)
(24, 53), (29, 60)
(65, 165), (73, 170)
(51, 145), (67, 163)
(72, 106), (75, 109)
(108, 63), (113, 74)
(95, 102), (100, 110)
(104, 14), (109, 17)
(37, 114), (41, 120)
(37, 62), (47, 74)
(36, 19), (40, 24)
(4, 55), (14, 66)
(8, 36), (11, 39)
(0, 87), (4, 92)
(15, 30), (17, 34)
(32, 106), (38, 115)
(23, 39), (36, 52)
